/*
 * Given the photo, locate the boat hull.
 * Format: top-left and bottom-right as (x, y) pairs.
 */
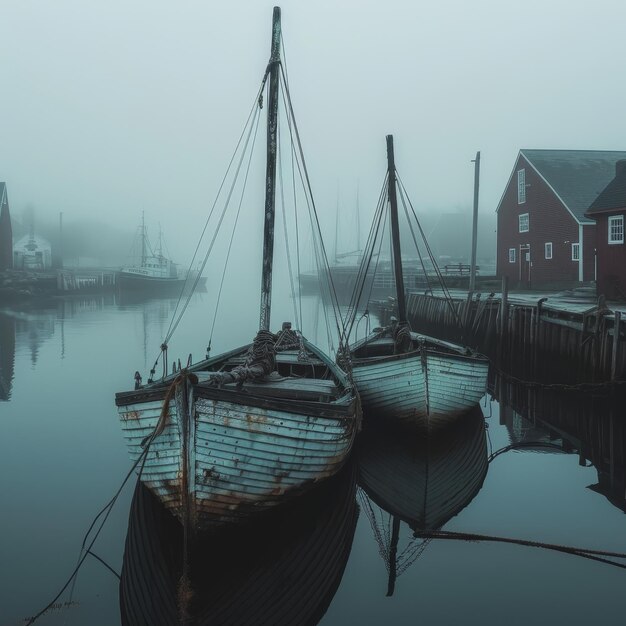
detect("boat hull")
(117, 381), (356, 529)
(117, 272), (192, 293)
(351, 348), (488, 430)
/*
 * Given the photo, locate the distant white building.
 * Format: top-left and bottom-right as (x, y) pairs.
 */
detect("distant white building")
(13, 232), (52, 271)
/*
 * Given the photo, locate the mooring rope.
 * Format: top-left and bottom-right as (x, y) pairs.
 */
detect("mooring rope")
(25, 372), (201, 625)
(25, 447), (151, 624)
(415, 529), (626, 570)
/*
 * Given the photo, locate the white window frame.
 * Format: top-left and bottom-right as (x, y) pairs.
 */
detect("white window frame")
(608, 215), (624, 244)
(571, 242), (580, 261)
(519, 213), (529, 233)
(517, 169), (526, 204)
(509, 248), (516, 263)
(545, 242), (553, 259)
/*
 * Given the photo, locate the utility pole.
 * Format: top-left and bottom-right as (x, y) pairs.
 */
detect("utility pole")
(469, 151), (480, 292)
(59, 212), (64, 269)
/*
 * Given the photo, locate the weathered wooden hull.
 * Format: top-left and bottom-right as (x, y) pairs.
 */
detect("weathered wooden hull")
(117, 370), (357, 529)
(351, 347), (489, 430)
(119, 462), (358, 625)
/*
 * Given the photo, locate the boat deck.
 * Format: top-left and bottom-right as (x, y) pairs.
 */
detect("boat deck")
(196, 372), (339, 402)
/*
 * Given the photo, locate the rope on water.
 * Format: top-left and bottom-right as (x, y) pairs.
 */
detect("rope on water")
(25, 371), (201, 624)
(415, 529), (626, 570)
(25, 448), (151, 624)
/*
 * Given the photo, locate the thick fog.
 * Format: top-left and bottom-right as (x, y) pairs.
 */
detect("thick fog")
(1, 0), (624, 269)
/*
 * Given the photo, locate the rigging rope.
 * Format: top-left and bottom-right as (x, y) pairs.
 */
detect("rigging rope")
(280, 31), (304, 331)
(148, 73), (269, 373)
(208, 107), (263, 348)
(396, 172), (465, 331)
(341, 174), (389, 344)
(278, 62), (345, 348)
(276, 93), (301, 329)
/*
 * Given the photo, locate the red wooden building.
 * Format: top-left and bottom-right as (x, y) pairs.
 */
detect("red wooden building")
(586, 160), (626, 299)
(496, 149), (626, 289)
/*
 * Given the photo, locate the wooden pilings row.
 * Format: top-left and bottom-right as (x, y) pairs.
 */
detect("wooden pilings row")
(395, 284), (625, 385)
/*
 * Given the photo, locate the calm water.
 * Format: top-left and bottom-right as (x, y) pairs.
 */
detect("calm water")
(1, 293), (626, 626)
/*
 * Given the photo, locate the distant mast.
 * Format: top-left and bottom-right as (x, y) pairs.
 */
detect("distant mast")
(259, 6), (281, 332)
(386, 135), (407, 322)
(0, 183), (12, 270)
(140, 211), (148, 267)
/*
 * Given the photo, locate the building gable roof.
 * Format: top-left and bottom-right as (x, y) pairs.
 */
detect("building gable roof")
(586, 161), (626, 215)
(520, 149), (626, 224)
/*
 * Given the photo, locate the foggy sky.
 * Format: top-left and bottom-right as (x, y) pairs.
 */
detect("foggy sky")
(1, 0), (624, 266)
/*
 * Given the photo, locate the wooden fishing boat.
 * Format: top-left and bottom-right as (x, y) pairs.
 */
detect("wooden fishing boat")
(343, 136), (489, 430)
(118, 214), (206, 293)
(119, 462), (358, 625)
(357, 406), (488, 594)
(115, 7), (359, 530)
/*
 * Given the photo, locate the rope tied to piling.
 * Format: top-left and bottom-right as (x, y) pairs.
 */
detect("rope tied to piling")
(140, 370), (198, 448)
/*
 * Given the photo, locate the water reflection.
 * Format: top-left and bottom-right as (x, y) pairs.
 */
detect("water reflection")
(0, 294), (184, 402)
(492, 374), (626, 513)
(357, 407), (488, 595)
(120, 461), (358, 625)
(0, 311), (15, 400)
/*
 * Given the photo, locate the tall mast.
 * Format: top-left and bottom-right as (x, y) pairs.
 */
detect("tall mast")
(141, 211), (147, 266)
(469, 151), (480, 292)
(334, 185), (339, 263)
(386, 135), (407, 322)
(356, 181), (361, 253)
(259, 6), (282, 332)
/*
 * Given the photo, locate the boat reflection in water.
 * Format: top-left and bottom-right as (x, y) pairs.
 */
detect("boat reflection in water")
(120, 460), (358, 625)
(357, 406), (488, 595)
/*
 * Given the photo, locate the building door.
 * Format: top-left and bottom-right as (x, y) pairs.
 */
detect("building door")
(519, 244), (531, 288)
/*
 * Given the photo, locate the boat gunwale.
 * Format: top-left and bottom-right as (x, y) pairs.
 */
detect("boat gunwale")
(350, 344), (489, 367)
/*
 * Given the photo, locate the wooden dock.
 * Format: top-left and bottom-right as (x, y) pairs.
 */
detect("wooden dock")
(373, 282), (626, 384)
(57, 268), (117, 292)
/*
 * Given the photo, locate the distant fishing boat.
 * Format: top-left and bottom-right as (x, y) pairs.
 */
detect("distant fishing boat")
(342, 135), (489, 430)
(119, 462), (358, 624)
(115, 7), (359, 530)
(358, 407), (488, 595)
(118, 214), (206, 293)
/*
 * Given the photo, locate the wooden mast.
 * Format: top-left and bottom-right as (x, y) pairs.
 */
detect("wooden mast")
(386, 135), (407, 322)
(259, 6), (282, 332)
(141, 211), (147, 267)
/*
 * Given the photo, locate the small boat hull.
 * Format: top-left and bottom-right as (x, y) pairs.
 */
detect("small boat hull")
(351, 346), (488, 430)
(117, 365), (357, 529)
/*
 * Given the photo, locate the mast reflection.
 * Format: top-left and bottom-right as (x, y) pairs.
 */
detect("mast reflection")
(358, 407), (488, 595)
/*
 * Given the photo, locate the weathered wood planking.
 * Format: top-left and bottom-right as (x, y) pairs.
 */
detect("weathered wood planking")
(374, 290), (626, 384)
(351, 343), (488, 431)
